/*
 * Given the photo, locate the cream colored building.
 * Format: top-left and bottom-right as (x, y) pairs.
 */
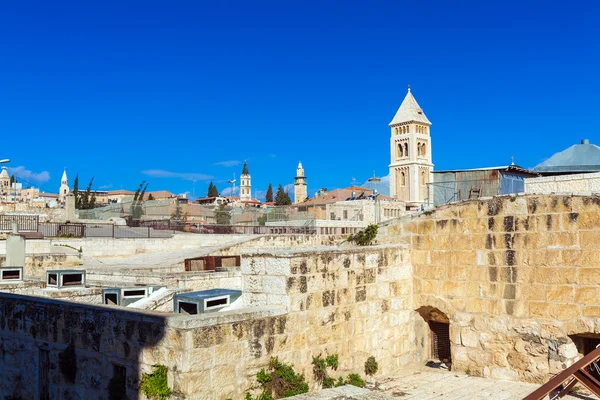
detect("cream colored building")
(389, 86), (433, 207)
(293, 162), (307, 204)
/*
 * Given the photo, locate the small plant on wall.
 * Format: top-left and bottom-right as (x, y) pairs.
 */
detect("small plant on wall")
(312, 353), (339, 388)
(246, 357), (309, 399)
(348, 224), (378, 246)
(364, 356), (379, 377)
(140, 364), (172, 400)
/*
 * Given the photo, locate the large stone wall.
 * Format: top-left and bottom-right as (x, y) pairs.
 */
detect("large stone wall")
(381, 194), (600, 383)
(0, 245), (415, 400)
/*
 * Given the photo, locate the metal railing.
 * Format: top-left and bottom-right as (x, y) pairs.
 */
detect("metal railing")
(132, 220), (316, 235)
(37, 222), (173, 239)
(0, 214), (40, 231)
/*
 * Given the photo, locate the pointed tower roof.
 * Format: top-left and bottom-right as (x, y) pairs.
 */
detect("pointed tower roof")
(389, 86), (431, 126)
(61, 169), (68, 183)
(241, 161), (249, 175)
(0, 167), (9, 179)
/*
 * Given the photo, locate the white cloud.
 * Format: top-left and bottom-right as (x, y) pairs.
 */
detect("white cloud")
(7, 166), (51, 184)
(99, 184), (113, 190)
(141, 169), (212, 182)
(213, 160), (241, 167)
(220, 186), (239, 196)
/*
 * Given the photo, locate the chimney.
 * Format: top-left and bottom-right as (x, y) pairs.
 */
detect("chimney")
(582, 139), (590, 144)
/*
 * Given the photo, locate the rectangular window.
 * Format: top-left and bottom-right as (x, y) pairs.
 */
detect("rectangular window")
(205, 296), (229, 309)
(2, 270), (21, 280)
(123, 289), (146, 298)
(330, 212), (335, 220)
(343, 210), (348, 220)
(62, 273), (83, 286)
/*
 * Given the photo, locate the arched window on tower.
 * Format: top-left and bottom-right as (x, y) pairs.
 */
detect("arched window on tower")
(401, 172), (406, 186)
(398, 143), (403, 158)
(422, 144), (427, 156)
(404, 143), (409, 157)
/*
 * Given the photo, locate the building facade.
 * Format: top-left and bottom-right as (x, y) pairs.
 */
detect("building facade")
(240, 161), (251, 202)
(294, 162), (307, 204)
(389, 87), (433, 207)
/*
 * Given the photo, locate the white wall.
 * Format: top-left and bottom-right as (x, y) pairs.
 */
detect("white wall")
(525, 172), (600, 194)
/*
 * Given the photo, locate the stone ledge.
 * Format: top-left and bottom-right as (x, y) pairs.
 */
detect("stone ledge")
(287, 385), (393, 399)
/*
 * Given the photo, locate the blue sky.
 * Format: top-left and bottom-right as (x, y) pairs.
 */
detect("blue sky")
(1, 1), (599, 199)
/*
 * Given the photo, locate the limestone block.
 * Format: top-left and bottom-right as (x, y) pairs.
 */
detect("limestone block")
(242, 257), (266, 275)
(490, 367), (520, 381)
(580, 231), (600, 249)
(244, 275), (263, 292)
(186, 347), (215, 372)
(262, 276), (286, 295)
(579, 268), (600, 285)
(553, 304), (580, 321)
(584, 306), (600, 317)
(268, 258), (291, 276)
(558, 342), (578, 359)
(546, 286), (574, 303)
(575, 287), (600, 305)
(461, 330), (480, 348)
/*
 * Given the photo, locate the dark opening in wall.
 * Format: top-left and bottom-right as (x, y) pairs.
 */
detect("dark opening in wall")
(2, 270), (21, 280)
(570, 334), (600, 381)
(104, 293), (118, 305)
(123, 289), (146, 297)
(48, 274), (57, 285)
(178, 301), (198, 315)
(62, 274), (83, 286)
(430, 321), (451, 362)
(108, 364), (127, 400)
(39, 348), (50, 400)
(206, 297), (228, 308)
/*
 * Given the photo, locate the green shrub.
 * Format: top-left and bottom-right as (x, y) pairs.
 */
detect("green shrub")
(348, 225), (378, 246)
(246, 357), (308, 399)
(312, 353), (340, 389)
(346, 373), (366, 388)
(140, 365), (172, 400)
(364, 356), (378, 376)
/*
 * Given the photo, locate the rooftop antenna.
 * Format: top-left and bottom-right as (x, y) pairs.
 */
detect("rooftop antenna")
(511, 156), (515, 166)
(407, 84), (411, 92)
(351, 177), (356, 187)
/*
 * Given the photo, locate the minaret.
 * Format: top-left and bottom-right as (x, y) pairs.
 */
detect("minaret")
(59, 169), (70, 203)
(294, 162), (307, 204)
(240, 161), (251, 202)
(388, 85), (433, 205)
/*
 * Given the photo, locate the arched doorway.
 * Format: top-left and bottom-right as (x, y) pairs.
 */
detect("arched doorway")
(415, 306), (452, 367)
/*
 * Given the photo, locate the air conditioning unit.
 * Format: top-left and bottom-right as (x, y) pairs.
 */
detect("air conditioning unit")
(173, 289), (242, 315)
(46, 270), (86, 289)
(102, 286), (165, 306)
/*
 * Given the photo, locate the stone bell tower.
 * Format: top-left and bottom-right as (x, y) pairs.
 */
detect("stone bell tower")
(240, 161), (252, 202)
(59, 169), (70, 203)
(294, 162), (307, 204)
(388, 86), (433, 206)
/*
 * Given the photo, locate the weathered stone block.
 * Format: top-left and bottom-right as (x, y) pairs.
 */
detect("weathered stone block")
(546, 286), (574, 303)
